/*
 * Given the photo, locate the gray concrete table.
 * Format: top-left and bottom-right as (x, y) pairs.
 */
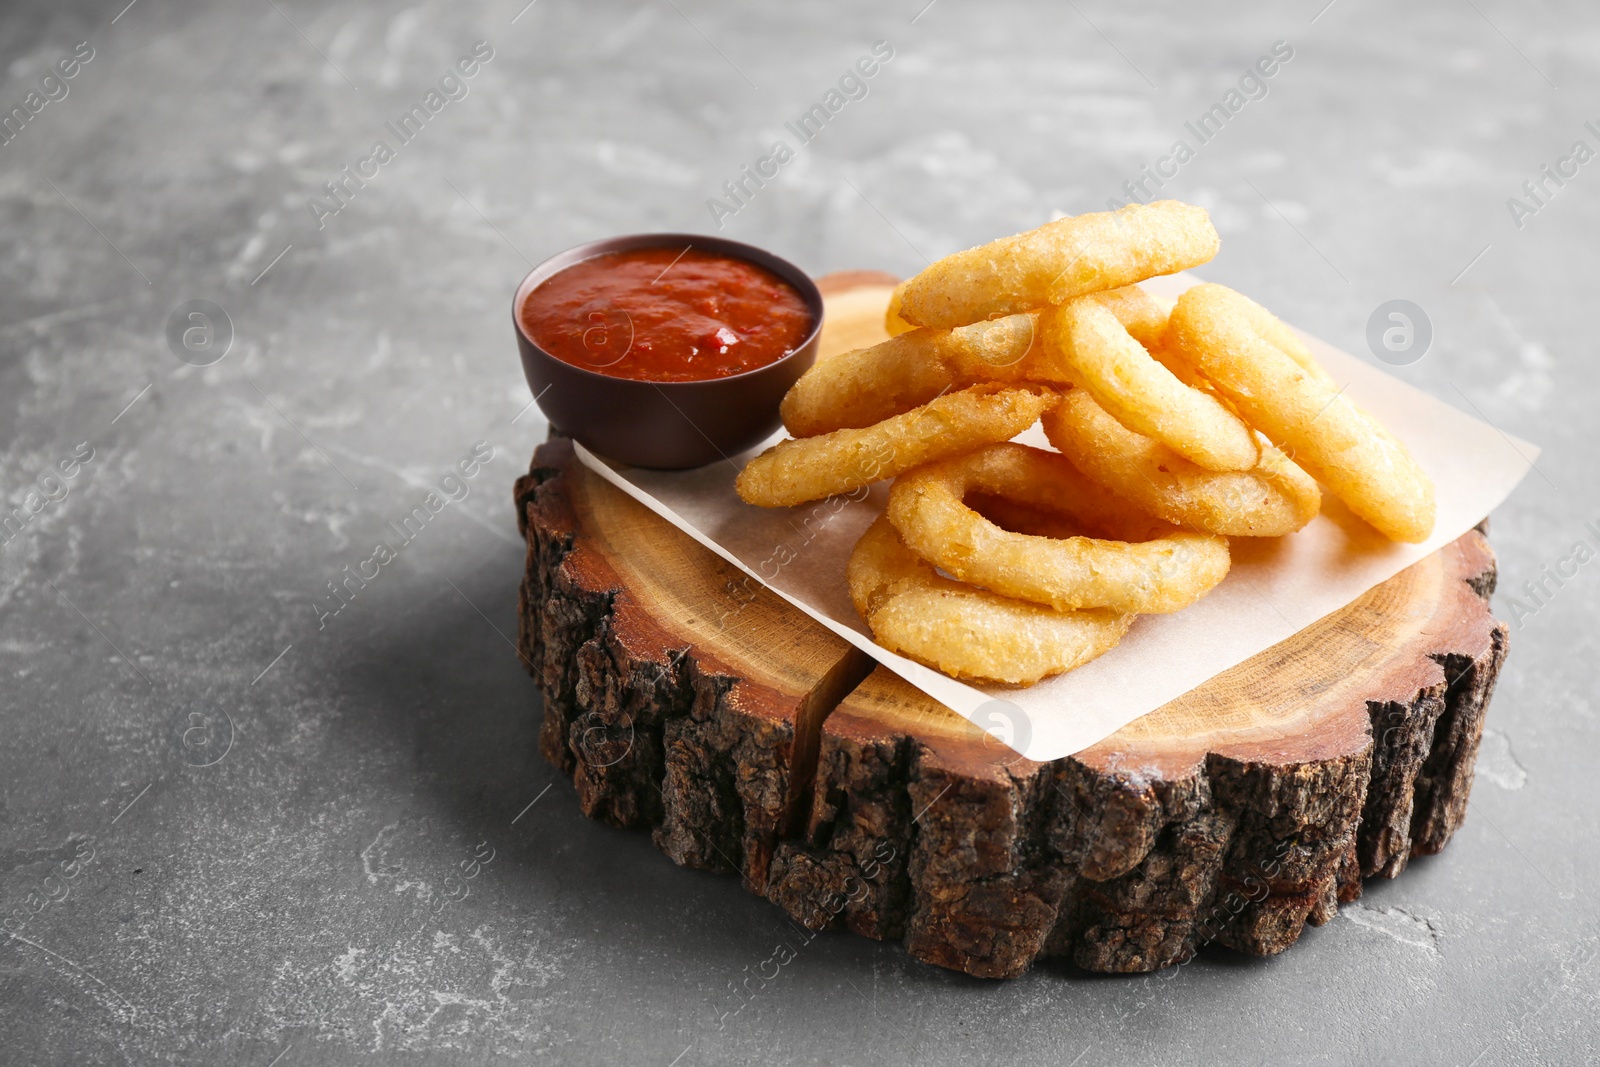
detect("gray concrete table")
(2, 0), (1595, 1063)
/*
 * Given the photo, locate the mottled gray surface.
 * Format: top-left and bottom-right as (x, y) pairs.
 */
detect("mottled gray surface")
(1, 0), (1596, 1063)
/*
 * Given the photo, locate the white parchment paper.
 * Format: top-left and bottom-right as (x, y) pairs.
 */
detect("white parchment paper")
(574, 276), (1537, 761)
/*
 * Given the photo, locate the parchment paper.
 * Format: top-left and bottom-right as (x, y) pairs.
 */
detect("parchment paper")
(574, 276), (1537, 761)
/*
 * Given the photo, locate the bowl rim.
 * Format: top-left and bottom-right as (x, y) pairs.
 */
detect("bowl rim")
(512, 232), (824, 388)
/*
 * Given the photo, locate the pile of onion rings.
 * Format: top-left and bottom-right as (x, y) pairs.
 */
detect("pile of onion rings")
(737, 200), (1436, 685)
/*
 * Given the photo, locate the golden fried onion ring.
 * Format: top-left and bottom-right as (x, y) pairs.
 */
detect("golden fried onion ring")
(847, 516), (1133, 686)
(781, 285), (1170, 439)
(1169, 284), (1435, 543)
(896, 201), (1220, 329)
(780, 314), (1045, 438)
(1043, 388), (1321, 537)
(1093, 284), (1172, 349)
(883, 280), (916, 337)
(736, 384), (1055, 508)
(885, 443), (1230, 613)
(1043, 294), (1260, 472)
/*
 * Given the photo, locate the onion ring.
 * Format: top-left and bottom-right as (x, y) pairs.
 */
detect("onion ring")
(780, 314), (1044, 438)
(884, 280), (915, 337)
(847, 516), (1133, 686)
(1146, 333), (1216, 392)
(736, 384), (1055, 508)
(1207, 292), (1337, 388)
(896, 201), (1220, 329)
(1093, 284), (1171, 350)
(885, 443), (1231, 613)
(1169, 283), (1435, 542)
(1043, 294), (1260, 472)
(781, 285), (1169, 439)
(1043, 387), (1321, 537)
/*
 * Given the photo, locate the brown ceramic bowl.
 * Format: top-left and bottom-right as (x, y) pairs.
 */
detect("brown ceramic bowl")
(513, 233), (823, 470)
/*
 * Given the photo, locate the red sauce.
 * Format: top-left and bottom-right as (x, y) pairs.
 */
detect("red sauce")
(520, 246), (814, 383)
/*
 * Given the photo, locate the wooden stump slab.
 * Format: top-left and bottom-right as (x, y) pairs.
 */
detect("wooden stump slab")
(512, 274), (1509, 977)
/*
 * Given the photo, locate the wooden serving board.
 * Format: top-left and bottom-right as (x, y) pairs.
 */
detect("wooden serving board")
(512, 273), (1509, 977)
